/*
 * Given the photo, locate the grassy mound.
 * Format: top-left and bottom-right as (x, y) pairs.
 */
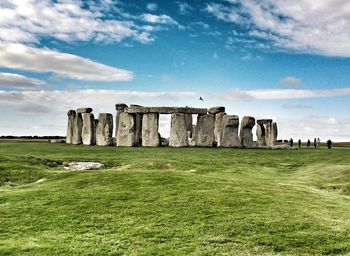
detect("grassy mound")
(0, 141), (349, 255)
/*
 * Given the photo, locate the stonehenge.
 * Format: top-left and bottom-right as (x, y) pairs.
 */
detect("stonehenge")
(66, 104), (279, 149)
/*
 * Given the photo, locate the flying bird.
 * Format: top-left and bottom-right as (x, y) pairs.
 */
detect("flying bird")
(199, 96), (203, 101)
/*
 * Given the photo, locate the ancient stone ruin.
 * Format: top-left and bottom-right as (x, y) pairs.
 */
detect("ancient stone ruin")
(66, 104), (278, 148)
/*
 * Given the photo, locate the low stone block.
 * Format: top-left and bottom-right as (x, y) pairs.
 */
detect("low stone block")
(208, 106), (225, 114)
(76, 107), (93, 114)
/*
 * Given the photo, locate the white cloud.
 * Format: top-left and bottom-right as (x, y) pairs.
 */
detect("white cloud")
(221, 88), (350, 101)
(141, 13), (179, 26)
(0, 72), (44, 89)
(146, 3), (158, 11)
(282, 103), (313, 110)
(0, 0), (154, 45)
(207, 0), (350, 57)
(0, 43), (133, 81)
(280, 76), (302, 86)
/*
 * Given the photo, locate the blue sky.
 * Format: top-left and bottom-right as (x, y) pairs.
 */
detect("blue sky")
(0, 0), (349, 141)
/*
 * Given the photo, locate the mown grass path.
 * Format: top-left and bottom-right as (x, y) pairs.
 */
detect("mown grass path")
(0, 142), (350, 255)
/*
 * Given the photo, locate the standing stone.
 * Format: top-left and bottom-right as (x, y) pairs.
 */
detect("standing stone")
(184, 114), (193, 133)
(196, 114), (215, 147)
(239, 116), (255, 148)
(257, 119), (272, 147)
(142, 113), (160, 147)
(96, 113), (113, 146)
(214, 112), (226, 146)
(169, 113), (188, 147)
(271, 122), (278, 146)
(220, 115), (240, 147)
(82, 113), (95, 145)
(188, 125), (196, 147)
(117, 112), (135, 146)
(256, 124), (266, 147)
(72, 112), (83, 145)
(66, 110), (75, 144)
(115, 103), (128, 144)
(134, 113), (143, 146)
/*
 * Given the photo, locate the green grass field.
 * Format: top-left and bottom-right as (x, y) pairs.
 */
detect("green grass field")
(0, 141), (350, 255)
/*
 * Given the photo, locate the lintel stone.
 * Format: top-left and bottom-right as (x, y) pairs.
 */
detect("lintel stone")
(125, 106), (207, 115)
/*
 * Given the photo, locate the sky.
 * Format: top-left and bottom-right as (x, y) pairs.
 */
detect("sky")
(0, 0), (350, 141)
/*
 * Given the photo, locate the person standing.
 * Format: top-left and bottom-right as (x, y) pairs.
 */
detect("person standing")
(307, 139), (311, 148)
(290, 138), (294, 147)
(298, 139), (301, 148)
(327, 139), (332, 149)
(317, 138), (321, 148)
(314, 138), (317, 148)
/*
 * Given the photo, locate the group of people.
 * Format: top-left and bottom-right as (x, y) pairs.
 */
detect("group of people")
(289, 138), (332, 149)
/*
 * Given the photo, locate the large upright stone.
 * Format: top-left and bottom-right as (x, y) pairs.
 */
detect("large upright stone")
(257, 119), (273, 147)
(115, 103), (128, 143)
(184, 114), (193, 132)
(214, 112), (226, 146)
(96, 113), (113, 146)
(266, 122), (278, 147)
(195, 114), (215, 147)
(66, 110), (75, 144)
(82, 113), (95, 145)
(142, 113), (160, 147)
(220, 115), (240, 147)
(256, 124), (266, 147)
(239, 116), (255, 148)
(169, 113), (188, 147)
(72, 112), (83, 145)
(117, 112), (135, 146)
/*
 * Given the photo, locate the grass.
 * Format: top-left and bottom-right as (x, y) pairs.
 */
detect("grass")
(0, 141), (350, 255)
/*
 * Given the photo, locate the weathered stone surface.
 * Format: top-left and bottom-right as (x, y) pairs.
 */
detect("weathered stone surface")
(256, 124), (266, 147)
(72, 112), (83, 145)
(188, 125), (196, 147)
(82, 113), (95, 145)
(115, 104), (128, 144)
(96, 113), (113, 146)
(271, 122), (278, 146)
(257, 119), (272, 125)
(184, 114), (193, 132)
(220, 115), (240, 147)
(117, 112), (135, 146)
(169, 113), (188, 147)
(214, 112), (226, 146)
(239, 116), (255, 148)
(134, 113), (143, 146)
(142, 113), (160, 146)
(196, 114), (215, 147)
(125, 106), (207, 115)
(64, 162), (105, 171)
(76, 107), (93, 114)
(66, 110), (75, 144)
(50, 139), (65, 143)
(208, 106), (225, 114)
(115, 103), (128, 111)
